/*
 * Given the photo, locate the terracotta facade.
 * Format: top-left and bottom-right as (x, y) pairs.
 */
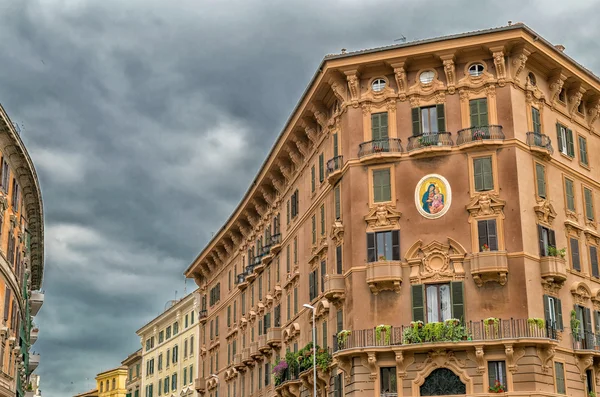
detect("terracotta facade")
(185, 24), (600, 396)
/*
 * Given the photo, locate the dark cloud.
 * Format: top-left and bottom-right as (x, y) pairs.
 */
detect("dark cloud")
(0, 0), (598, 394)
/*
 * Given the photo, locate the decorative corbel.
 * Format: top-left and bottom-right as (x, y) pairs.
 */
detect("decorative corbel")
(286, 145), (302, 168)
(587, 101), (600, 132)
(293, 136), (310, 158)
(512, 46), (532, 84)
(328, 77), (347, 105)
(393, 350), (414, 379)
(344, 70), (360, 106)
(390, 61), (408, 101)
(299, 119), (319, 145)
(575, 353), (594, 380)
(440, 55), (456, 94)
(466, 346), (485, 374)
(258, 186), (274, 207)
(568, 85), (586, 120)
(361, 352), (378, 380)
(505, 344), (525, 373)
(309, 102), (328, 131)
(548, 71), (566, 107)
(268, 175), (285, 196)
(489, 46), (507, 86)
(278, 161), (293, 181)
(536, 345), (556, 373)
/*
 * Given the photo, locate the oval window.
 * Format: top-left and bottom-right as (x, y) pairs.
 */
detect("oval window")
(528, 72), (537, 86)
(468, 63), (485, 77)
(371, 78), (386, 92)
(419, 70), (435, 84)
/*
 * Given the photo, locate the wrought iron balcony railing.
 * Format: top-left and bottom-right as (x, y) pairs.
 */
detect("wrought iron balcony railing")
(526, 132), (554, 154)
(572, 331), (600, 351)
(456, 125), (504, 145)
(326, 156), (344, 175)
(358, 138), (403, 158)
(269, 233), (281, 246)
(333, 318), (557, 353)
(406, 132), (453, 151)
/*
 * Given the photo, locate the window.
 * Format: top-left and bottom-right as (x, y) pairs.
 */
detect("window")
(320, 260), (326, 294)
(333, 373), (343, 397)
(468, 63), (485, 77)
(421, 368), (466, 396)
(158, 353), (163, 371)
(579, 101), (585, 114)
(380, 367), (397, 397)
(189, 365), (193, 385)
(309, 269), (318, 301)
(172, 345), (178, 363)
(11, 179), (19, 211)
(0, 160), (8, 193)
(336, 309), (343, 333)
(293, 237), (297, 264)
(372, 78), (386, 92)
(210, 283), (221, 306)
(241, 291), (246, 315)
(190, 336), (194, 355)
(286, 245), (291, 273)
(171, 373), (177, 391)
(183, 369), (187, 388)
(311, 214), (316, 245)
(591, 245), (599, 278)
(290, 189), (299, 218)
(334, 184), (341, 220)
(535, 163), (546, 199)
(286, 200), (290, 224)
(336, 245), (343, 274)
(587, 368), (595, 396)
(555, 123), (574, 156)
(558, 88), (566, 102)
(265, 363), (271, 386)
(488, 361), (507, 392)
(473, 156), (493, 192)
(367, 230), (400, 262)
(322, 321), (328, 350)
(227, 306), (231, 327)
(412, 105), (445, 135)
(477, 219), (498, 251)
(163, 377), (169, 393)
(311, 165), (315, 193)
(372, 168), (391, 203)
(319, 153), (324, 183)
(258, 275), (263, 301)
(287, 293), (291, 321)
(575, 304), (592, 348)
(371, 112), (388, 140)
(320, 204), (325, 236)
(215, 316), (219, 336)
(532, 107), (541, 134)
(294, 286), (298, 314)
(412, 282), (464, 323)
(419, 70), (435, 84)
(274, 304), (281, 327)
(579, 135), (589, 166)
(571, 238), (581, 271)
(173, 322), (179, 335)
(585, 187), (595, 221)
(159, 330), (164, 343)
(258, 365), (262, 390)
(527, 72), (536, 86)
(555, 362), (566, 394)
(469, 98), (488, 128)
(184, 339), (188, 358)
(538, 225), (556, 257)
(565, 178), (575, 212)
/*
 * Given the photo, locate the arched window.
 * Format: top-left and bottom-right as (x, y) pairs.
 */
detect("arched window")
(372, 78), (386, 92)
(468, 63), (485, 77)
(419, 71), (435, 84)
(420, 368), (466, 396)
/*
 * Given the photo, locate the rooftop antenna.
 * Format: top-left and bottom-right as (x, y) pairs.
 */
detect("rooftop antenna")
(394, 35), (406, 43)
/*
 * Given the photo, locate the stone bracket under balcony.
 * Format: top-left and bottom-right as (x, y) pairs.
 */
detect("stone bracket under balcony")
(299, 367), (330, 397)
(274, 379), (301, 397)
(366, 260), (402, 295)
(540, 256), (567, 294)
(469, 251), (508, 287)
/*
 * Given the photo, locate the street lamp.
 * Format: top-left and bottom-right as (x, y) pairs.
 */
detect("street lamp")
(303, 303), (317, 397)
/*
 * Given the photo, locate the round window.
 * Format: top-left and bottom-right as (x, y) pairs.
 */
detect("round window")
(528, 72), (537, 86)
(371, 78), (386, 92)
(419, 70), (435, 84)
(468, 63), (485, 77)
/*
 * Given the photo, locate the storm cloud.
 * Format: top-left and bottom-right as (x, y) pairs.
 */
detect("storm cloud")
(0, 0), (598, 395)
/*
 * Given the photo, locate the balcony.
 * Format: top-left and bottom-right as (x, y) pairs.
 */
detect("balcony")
(326, 156), (344, 185)
(258, 334), (271, 354)
(28, 353), (40, 372)
(198, 309), (208, 324)
(456, 125), (505, 149)
(270, 234), (282, 254)
(260, 245), (274, 266)
(406, 132), (453, 156)
(274, 366), (301, 395)
(30, 291), (44, 316)
(233, 353), (244, 370)
(357, 138), (402, 164)
(267, 327), (282, 348)
(253, 255), (266, 274)
(195, 377), (206, 393)
(540, 256), (567, 284)
(241, 347), (252, 364)
(365, 260), (402, 295)
(236, 272), (249, 290)
(333, 318), (557, 355)
(526, 132), (553, 157)
(470, 251), (509, 287)
(250, 341), (262, 359)
(245, 265), (257, 282)
(30, 327), (38, 345)
(323, 274), (345, 302)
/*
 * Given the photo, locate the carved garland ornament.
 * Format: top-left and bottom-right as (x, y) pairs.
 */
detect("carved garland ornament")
(534, 198), (557, 226)
(406, 239), (467, 284)
(466, 193), (506, 218)
(364, 204), (402, 231)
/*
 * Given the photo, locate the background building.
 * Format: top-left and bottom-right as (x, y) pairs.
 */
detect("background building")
(96, 366), (127, 397)
(73, 389), (98, 397)
(137, 291), (199, 397)
(0, 105), (44, 397)
(121, 349), (141, 397)
(184, 23), (600, 397)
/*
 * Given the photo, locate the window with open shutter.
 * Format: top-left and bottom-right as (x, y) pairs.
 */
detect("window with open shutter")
(371, 112), (389, 140)
(535, 163), (546, 198)
(333, 133), (339, 158)
(411, 107), (421, 136)
(320, 204), (325, 235)
(566, 128), (574, 157)
(591, 246), (599, 278)
(585, 187), (594, 221)
(3, 287), (10, 322)
(451, 281), (464, 321)
(436, 104), (446, 132)
(571, 238), (581, 271)
(469, 98), (488, 127)
(556, 123), (566, 154)
(311, 166), (315, 192)
(320, 260), (326, 293)
(411, 284), (425, 322)
(336, 309), (343, 333)
(473, 157), (493, 192)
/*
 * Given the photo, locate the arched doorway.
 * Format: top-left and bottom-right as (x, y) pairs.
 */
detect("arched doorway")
(420, 368), (466, 396)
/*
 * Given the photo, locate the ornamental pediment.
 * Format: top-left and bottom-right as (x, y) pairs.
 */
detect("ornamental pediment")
(534, 198), (557, 226)
(466, 193), (505, 218)
(364, 204), (402, 231)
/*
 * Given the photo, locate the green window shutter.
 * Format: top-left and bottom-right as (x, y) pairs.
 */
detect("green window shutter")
(319, 153), (324, 182)
(311, 215), (316, 244)
(585, 188), (594, 221)
(469, 100), (478, 127)
(334, 185), (341, 220)
(535, 163), (546, 198)
(373, 170), (382, 202)
(371, 113), (380, 139)
(372, 169), (392, 203)
(571, 238), (581, 271)
(322, 321), (328, 349)
(555, 362), (566, 394)
(333, 133), (339, 157)
(320, 204), (325, 235)
(591, 246), (599, 278)
(436, 104), (445, 132)
(380, 112), (388, 139)
(469, 98), (488, 127)
(411, 108), (421, 136)
(566, 129), (574, 157)
(451, 281), (465, 321)
(487, 362), (498, 391)
(411, 284), (424, 322)
(372, 113), (388, 140)
(532, 108), (541, 133)
(579, 136), (589, 165)
(565, 179), (575, 211)
(473, 157), (493, 192)
(311, 166), (315, 192)
(556, 123), (564, 153)
(473, 158), (484, 192)
(556, 298), (563, 330)
(543, 295), (551, 327)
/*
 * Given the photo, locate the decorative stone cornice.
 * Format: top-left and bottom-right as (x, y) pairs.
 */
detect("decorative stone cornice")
(328, 77), (347, 105)
(587, 101), (600, 132)
(568, 85), (586, 120)
(389, 61), (408, 101)
(571, 281), (592, 305)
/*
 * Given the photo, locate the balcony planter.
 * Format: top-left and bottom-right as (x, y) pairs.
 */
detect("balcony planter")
(336, 330), (351, 350)
(375, 325), (392, 345)
(402, 319), (468, 344)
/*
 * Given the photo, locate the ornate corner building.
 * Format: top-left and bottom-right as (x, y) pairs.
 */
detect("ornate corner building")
(0, 106), (44, 397)
(184, 23), (600, 397)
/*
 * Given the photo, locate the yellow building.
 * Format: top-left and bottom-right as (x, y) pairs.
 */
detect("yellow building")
(137, 291), (199, 397)
(73, 389), (98, 397)
(96, 366), (128, 397)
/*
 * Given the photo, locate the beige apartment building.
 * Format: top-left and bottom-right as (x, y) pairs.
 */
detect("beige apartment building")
(122, 349), (142, 397)
(185, 23), (600, 396)
(137, 292), (199, 397)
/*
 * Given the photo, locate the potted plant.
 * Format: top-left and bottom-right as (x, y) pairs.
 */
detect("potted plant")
(481, 243), (490, 252)
(589, 392), (596, 397)
(489, 380), (506, 393)
(473, 129), (486, 140)
(273, 360), (288, 386)
(571, 310), (582, 345)
(375, 324), (392, 345)
(337, 330), (351, 349)
(484, 317), (500, 338)
(378, 255), (386, 261)
(527, 318), (545, 333)
(547, 246), (566, 259)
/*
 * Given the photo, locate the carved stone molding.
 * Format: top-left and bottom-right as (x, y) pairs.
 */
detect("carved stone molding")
(406, 239), (467, 284)
(536, 346), (555, 373)
(334, 356), (352, 384)
(360, 352), (378, 380)
(364, 204), (402, 231)
(309, 102), (328, 131)
(408, 68), (445, 95)
(505, 344), (526, 373)
(441, 55), (456, 94)
(548, 72), (566, 107)
(588, 102), (600, 132)
(534, 198), (557, 226)
(571, 281), (592, 305)
(328, 77), (347, 105)
(466, 193), (506, 218)
(585, 230), (600, 246)
(345, 71), (360, 107)
(466, 346), (485, 374)
(393, 350), (414, 379)
(568, 87), (586, 120)
(575, 353), (594, 380)
(490, 47), (507, 86)
(512, 47), (532, 84)
(330, 221), (344, 245)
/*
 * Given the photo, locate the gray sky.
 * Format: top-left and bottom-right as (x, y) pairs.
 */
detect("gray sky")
(0, 0), (598, 395)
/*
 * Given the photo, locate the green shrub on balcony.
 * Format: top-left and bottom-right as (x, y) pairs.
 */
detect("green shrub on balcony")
(403, 319), (468, 344)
